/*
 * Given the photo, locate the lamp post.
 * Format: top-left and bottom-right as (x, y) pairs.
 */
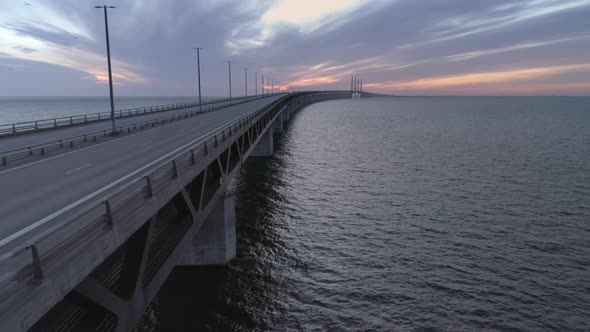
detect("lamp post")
(227, 61), (232, 104)
(95, 5), (116, 132)
(255, 72), (258, 96)
(244, 68), (248, 98)
(193, 47), (203, 111)
(261, 74), (264, 95)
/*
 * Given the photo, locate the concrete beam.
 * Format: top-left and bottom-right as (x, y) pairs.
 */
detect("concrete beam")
(190, 194), (236, 265)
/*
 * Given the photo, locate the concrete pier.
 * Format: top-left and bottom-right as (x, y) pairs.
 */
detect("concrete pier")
(191, 194), (236, 265)
(273, 113), (284, 134)
(250, 129), (274, 157)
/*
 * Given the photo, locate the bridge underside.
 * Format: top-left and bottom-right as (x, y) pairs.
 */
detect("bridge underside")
(5, 93), (350, 332)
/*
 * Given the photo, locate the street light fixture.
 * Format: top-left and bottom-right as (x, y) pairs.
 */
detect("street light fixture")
(193, 47), (204, 111)
(95, 5), (117, 133)
(255, 72), (258, 96)
(227, 61), (232, 104)
(244, 68), (248, 98)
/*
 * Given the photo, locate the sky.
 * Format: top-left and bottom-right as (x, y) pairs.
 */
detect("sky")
(0, 0), (589, 96)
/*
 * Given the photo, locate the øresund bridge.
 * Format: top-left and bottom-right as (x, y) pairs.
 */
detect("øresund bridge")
(0, 89), (379, 331)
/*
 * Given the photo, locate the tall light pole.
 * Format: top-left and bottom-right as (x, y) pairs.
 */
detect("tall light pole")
(255, 72), (258, 96)
(244, 68), (248, 98)
(95, 5), (116, 132)
(227, 61), (232, 104)
(193, 47), (203, 111)
(261, 74), (264, 95)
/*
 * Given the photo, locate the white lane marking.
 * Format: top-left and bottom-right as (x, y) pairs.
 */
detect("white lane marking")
(65, 163), (92, 175)
(0, 104), (268, 248)
(140, 141), (153, 146)
(0, 127), (166, 176)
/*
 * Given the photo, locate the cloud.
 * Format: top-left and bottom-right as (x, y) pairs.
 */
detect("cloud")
(262, 0), (369, 29)
(406, 0), (590, 48)
(0, 1), (147, 86)
(12, 46), (38, 54)
(0, 0), (589, 96)
(366, 63), (590, 94)
(0, 26), (146, 84)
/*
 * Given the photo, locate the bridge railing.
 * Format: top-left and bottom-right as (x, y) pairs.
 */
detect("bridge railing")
(0, 91), (349, 295)
(0, 94), (285, 166)
(0, 94), (280, 137)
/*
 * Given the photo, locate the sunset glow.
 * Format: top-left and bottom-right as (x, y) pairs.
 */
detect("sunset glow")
(0, 0), (589, 96)
(363, 64), (590, 94)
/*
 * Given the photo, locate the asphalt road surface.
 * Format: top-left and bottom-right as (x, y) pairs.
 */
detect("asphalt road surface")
(0, 95), (283, 247)
(0, 95), (282, 153)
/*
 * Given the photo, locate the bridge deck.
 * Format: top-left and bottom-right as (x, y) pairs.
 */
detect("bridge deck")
(0, 95), (282, 247)
(0, 95), (277, 153)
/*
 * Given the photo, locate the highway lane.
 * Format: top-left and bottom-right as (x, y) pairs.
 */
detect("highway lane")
(0, 95), (283, 247)
(0, 94), (283, 153)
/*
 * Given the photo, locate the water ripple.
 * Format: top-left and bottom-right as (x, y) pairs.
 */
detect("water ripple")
(141, 97), (590, 331)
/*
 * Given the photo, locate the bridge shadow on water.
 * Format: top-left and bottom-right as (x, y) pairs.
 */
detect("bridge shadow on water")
(135, 124), (300, 331)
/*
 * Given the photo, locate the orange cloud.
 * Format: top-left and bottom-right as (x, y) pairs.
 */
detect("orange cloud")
(284, 75), (341, 89)
(85, 67), (147, 85)
(0, 26), (148, 86)
(367, 63), (590, 93)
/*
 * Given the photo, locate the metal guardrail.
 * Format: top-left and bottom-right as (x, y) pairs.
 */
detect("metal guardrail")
(0, 94), (279, 137)
(0, 94), (285, 166)
(0, 91), (349, 290)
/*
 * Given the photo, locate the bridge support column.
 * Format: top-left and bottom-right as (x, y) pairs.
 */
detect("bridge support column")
(251, 129), (273, 157)
(273, 113), (283, 134)
(283, 108), (290, 123)
(191, 193), (236, 265)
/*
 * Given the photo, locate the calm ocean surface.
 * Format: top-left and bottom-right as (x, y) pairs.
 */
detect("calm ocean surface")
(131, 96), (589, 331)
(0, 96), (221, 124)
